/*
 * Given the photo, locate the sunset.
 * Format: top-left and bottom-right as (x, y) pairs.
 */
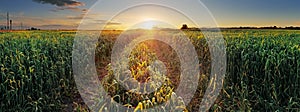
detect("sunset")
(1, 0), (300, 112)
(1, 0), (300, 30)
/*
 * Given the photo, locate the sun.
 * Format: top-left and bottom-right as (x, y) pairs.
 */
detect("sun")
(139, 18), (157, 29)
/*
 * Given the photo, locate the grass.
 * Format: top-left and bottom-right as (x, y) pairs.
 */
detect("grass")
(0, 29), (299, 111)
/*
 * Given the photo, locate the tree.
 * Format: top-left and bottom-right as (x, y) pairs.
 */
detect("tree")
(181, 24), (188, 29)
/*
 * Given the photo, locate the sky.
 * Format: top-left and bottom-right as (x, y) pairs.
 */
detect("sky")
(0, 0), (299, 30)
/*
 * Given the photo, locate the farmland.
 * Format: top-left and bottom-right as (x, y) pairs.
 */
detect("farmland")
(0, 30), (299, 111)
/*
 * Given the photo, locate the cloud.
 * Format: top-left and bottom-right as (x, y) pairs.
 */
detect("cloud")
(39, 24), (64, 27)
(0, 11), (81, 30)
(51, 7), (82, 12)
(82, 9), (88, 13)
(93, 20), (107, 23)
(88, 19), (122, 25)
(106, 22), (122, 25)
(33, 0), (85, 12)
(77, 19), (123, 30)
(38, 24), (77, 29)
(66, 13), (93, 20)
(67, 15), (84, 20)
(32, 0), (84, 7)
(86, 18), (121, 25)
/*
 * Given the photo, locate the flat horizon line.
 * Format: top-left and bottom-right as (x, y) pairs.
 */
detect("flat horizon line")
(1, 26), (300, 32)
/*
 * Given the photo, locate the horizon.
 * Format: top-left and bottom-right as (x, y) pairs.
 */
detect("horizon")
(1, 25), (300, 31)
(0, 0), (300, 30)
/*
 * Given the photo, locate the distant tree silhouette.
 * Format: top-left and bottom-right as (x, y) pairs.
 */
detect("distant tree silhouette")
(181, 24), (188, 29)
(27, 27), (40, 30)
(31, 27), (37, 30)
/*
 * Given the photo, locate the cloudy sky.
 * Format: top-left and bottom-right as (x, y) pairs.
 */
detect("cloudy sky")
(0, 0), (299, 30)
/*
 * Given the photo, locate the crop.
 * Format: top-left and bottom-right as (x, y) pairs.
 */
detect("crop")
(0, 31), (76, 111)
(0, 30), (299, 111)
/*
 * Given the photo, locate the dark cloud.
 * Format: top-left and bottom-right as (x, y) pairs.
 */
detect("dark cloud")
(35, 0), (88, 12)
(32, 0), (84, 7)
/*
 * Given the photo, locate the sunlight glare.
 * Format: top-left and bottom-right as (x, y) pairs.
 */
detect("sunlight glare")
(139, 18), (157, 29)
